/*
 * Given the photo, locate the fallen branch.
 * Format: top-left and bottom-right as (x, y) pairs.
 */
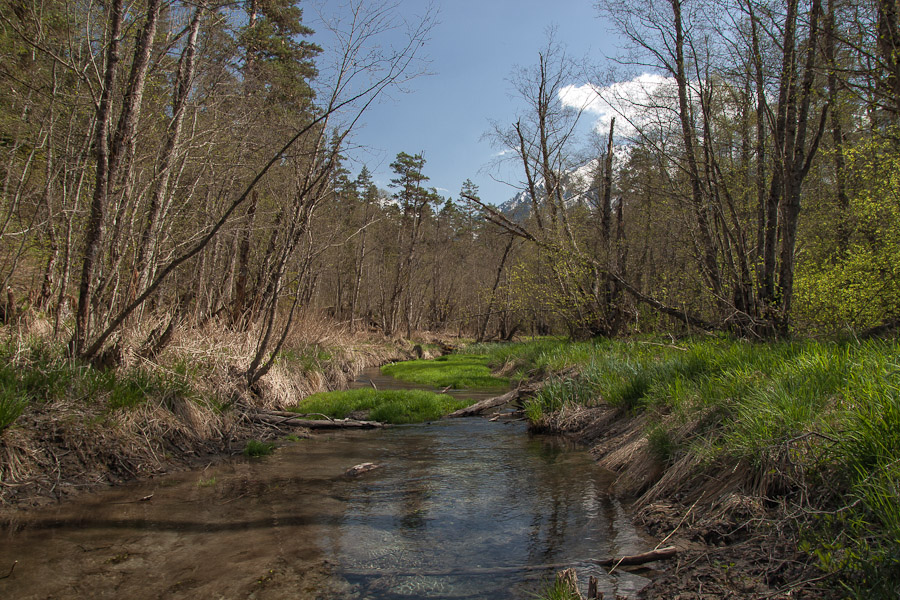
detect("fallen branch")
(251, 414), (386, 429)
(445, 385), (538, 418)
(596, 546), (677, 567)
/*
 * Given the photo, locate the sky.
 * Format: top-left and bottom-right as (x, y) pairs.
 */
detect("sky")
(307, 0), (624, 206)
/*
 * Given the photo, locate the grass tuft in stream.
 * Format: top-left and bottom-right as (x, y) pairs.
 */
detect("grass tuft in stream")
(535, 575), (584, 600)
(244, 440), (275, 457)
(381, 354), (509, 389)
(291, 388), (470, 424)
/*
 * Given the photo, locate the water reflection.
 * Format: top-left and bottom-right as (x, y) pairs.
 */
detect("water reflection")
(322, 419), (651, 599)
(0, 392), (651, 599)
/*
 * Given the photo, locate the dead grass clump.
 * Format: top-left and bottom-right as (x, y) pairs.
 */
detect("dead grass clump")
(1, 313), (410, 509)
(495, 358), (526, 378)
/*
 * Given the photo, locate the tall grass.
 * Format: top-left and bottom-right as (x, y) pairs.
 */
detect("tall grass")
(473, 336), (900, 596)
(0, 334), (204, 431)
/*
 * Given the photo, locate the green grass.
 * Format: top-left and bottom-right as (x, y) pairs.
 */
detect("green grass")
(535, 575), (584, 600)
(0, 335), (208, 431)
(381, 354), (509, 389)
(472, 336), (900, 597)
(243, 439), (275, 457)
(291, 388), (470, 424)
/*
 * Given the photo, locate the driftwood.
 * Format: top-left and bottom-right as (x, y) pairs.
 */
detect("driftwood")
(595, 546), (676, 567)
(444, 384), (539, 418)
(245, 409), (386, 430)
(255, 415), (385, 429)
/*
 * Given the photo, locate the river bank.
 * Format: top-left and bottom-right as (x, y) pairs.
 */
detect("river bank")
(471, 336), (900, 600)
(0, 318), (439, 515)
(4, 330), (898, 598)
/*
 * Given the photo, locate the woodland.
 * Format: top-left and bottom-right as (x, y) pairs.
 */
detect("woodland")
(2, 1), (900, 597)
(1, 0), (900, 364)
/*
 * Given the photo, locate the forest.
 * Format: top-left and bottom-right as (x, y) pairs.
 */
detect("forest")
(1, 0), (900, 597)
(1, 0), (899, 360)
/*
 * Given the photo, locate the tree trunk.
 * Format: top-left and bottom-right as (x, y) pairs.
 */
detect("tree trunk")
(74, 0), (124, 355)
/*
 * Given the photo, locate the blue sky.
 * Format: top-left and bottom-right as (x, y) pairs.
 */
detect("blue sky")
(310, 1), (621, 205)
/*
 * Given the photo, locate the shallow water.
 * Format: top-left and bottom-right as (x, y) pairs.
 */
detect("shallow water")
(0, 373), (652, 599)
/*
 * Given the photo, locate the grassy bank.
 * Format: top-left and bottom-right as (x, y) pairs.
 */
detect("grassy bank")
(0, 318), (407, 508)
(468, 336), (900, 598)
(290, 388), (469, 424)
(294, 352), (510, 424)
(381, 354), (509, 389)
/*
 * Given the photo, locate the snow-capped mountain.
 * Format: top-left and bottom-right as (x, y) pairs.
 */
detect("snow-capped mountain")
(497, 146), (630, 219)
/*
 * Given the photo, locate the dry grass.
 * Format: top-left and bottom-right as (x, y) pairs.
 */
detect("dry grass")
(0, 313), (407, 509)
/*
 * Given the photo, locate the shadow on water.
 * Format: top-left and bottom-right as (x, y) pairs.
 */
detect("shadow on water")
(0, 371), (653, 599)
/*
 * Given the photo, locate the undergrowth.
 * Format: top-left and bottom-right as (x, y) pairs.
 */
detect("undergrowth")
(472, 335), (900, 598)
(0, 335), (205, 431)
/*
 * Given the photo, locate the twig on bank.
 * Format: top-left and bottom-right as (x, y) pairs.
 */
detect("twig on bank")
(0, 560), (17, 579)
(656, 493), (704, 550)
(761, 571), (836, 599)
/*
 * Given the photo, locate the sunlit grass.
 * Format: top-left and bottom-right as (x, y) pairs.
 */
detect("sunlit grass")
(291, 388), (470, 424)
(0, 335), (203, 431)
(474, 335), (900, 596)
(381, 354), (509, 389)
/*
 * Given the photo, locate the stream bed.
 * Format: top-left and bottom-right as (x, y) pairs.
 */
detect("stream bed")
(0, 372), (653, 599)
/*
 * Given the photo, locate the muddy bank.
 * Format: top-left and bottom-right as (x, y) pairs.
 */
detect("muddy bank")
(0, 330), (430, 516)
(541, 405), (838, 599)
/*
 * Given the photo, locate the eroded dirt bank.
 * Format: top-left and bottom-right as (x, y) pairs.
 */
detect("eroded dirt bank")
(539, 405), (839, 599)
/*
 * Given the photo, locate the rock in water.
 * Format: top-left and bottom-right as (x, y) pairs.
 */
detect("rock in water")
(344, 462), (381, 477)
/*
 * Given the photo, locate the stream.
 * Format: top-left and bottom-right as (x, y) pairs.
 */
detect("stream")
(0, 369), (653, 599)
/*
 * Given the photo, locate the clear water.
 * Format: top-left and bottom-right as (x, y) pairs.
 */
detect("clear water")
(0, 374), (652, 599)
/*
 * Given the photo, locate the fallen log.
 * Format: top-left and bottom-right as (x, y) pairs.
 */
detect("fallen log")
(596, 546), (677, 567)
(445, 389), (520, 418)
(249, 412), (386, 429)
(445, 383), (542, 418)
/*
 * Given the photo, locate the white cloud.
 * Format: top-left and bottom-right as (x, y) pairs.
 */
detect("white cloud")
(559, 73), (681, 138)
